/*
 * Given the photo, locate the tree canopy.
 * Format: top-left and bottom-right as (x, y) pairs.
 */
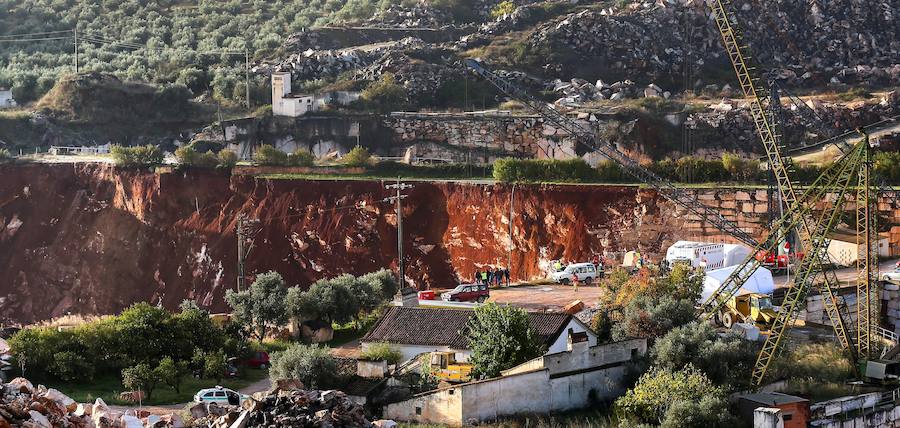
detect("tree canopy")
(225, 271), (290, 342)
(463, 303), (543, 379)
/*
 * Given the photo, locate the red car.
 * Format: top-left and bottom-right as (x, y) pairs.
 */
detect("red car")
(441, 284), (489, 303)
(244, 351), (270, 369)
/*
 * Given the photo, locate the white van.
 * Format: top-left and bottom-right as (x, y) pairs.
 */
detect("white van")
(551, 262), (603, 284)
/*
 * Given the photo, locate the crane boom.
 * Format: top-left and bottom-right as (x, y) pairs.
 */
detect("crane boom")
(464, 59), (758, 248)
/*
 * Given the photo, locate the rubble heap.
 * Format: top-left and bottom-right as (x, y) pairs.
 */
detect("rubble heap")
(689, 91), (900, 149)
(352, 49), (463, 101)
(551, 77), (669, 105)
(524, 0), (899, 87)
(366, 3), (451, 28)
(0, 378), (183, 428)
(191, 380), (371, 428)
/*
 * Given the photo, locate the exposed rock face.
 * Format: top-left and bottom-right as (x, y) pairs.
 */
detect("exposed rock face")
(2, 163), (898, 323)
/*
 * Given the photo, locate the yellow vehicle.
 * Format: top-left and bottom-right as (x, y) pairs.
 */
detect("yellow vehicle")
(717, 293), (777, 330)
(429, 352), (473, 383)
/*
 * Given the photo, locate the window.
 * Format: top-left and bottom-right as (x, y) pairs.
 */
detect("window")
(631, 348), (639, 360)
(783, 414), (793, 421)
(214, 391), (226, 398)
(448, 390), (455, 395)
(415, 407), (422, 415)
(203, 392), (214, 398)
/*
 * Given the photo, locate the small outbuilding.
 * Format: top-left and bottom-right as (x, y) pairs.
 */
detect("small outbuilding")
(0, 88), (16, 109)
(737, 392), (809, 428)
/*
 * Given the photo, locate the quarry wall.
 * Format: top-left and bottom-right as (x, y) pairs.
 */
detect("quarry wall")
(1, 163), (899, 323)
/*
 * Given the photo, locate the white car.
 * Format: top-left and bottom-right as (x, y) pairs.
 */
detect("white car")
(194, 386), (246, 407)
(881, 269), (900, 284)
(551, 262), (603, 285)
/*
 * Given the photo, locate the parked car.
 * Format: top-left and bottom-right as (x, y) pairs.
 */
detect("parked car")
(441, 284), (489, 303)
(244, 351), (270, 369)
(194, 386), (245, 406)
(551, 262), (603, 285)
(882, 269), (900, 284)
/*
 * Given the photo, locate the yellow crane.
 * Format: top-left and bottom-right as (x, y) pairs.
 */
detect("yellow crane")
(703, 0), (884, 384)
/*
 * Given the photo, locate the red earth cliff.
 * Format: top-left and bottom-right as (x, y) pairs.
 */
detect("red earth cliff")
(6, 163), (895, 323)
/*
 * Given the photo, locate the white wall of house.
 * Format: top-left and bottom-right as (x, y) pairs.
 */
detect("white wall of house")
(384, 338), (647, 425)
(272, 72), (317, 117)
(360, 342), (471, 364)
(546, 319), (598, 354)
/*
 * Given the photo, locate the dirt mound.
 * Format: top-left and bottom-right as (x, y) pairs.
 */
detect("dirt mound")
(35, 72), (200, 125)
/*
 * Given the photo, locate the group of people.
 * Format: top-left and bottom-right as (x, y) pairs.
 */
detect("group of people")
(475, 267), (511, 287)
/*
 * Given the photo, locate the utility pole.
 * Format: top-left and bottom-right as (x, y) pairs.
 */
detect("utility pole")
(235, 213), (261, 291)
(74, 27), (78, 73)
(385, 178), (413, 287)
(507, 184), (515, 278)
(245, 49), (251, 113)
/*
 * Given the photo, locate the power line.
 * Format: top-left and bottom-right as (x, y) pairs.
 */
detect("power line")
(0, 29), (72, 38)
(0, 36), (71, 43)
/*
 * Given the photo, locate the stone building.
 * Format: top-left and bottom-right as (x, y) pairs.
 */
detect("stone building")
(0, 88), (16, 109)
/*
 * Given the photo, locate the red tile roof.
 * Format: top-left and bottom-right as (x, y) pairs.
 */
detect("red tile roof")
(361, 306), (573, 350)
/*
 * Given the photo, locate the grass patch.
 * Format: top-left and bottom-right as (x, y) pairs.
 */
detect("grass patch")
(325, 323), (368, 348)
(45, 368), (268, 406)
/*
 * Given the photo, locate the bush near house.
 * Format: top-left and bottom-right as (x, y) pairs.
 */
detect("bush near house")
(254, 144), (290, 166)
(110, 145), (163, 167)
(343, 146), (373, 167)
(464, 302), (543, 379)
(286, 269), (398, 329)
(650, 321), (758, 390)
(615, 365), (734, 427)
(174, 146), (218, 168)
(360, 74), (408, 113)
(269, 344), (337, 389)
(217, 150), (239, 168)
(360, 343), (402, 365)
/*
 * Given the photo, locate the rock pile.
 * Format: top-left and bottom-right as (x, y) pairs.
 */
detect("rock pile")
(367, 3), (451, 28)
(689, 91), (900, 150)
(524, 0), (899, 88)
(191, 380), (371, 428)
(551, 77), (669, 105)
(0, 378), (183, 428)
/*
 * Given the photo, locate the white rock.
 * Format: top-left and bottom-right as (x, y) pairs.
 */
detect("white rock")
(29, 411), (51, 428)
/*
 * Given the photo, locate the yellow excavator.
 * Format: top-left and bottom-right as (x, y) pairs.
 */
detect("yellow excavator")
(717, 293), (777, 330)
(429, 352), (473, 383)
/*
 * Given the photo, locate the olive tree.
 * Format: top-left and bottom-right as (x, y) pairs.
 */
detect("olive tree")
(225, 271), (289, 342)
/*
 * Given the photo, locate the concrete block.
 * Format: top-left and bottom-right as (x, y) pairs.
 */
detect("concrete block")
(886, 284), (900, 291)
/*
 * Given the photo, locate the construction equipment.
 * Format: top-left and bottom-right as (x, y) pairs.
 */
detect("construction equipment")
(717, 292), (777, 330)
(429, 352), (473, 383)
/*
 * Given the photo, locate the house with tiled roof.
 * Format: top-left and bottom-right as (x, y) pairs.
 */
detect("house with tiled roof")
(360, 306), (598, 363)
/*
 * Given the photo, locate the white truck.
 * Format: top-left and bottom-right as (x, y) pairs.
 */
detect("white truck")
(665, 241), (751, 271)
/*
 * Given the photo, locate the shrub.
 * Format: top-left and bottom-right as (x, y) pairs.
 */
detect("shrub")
(122, 363), (161, 398)
(464, 303), (543, 379)
(0, 148), (11, 160)
(288, 149), (315, 167)
(50, 351), (95, 382)
(203, 350), (227, 383)
(615, 365), (732, 426)
(611, 296), (696, 341)
(156, 356), (189, 393)
(493, 158), (595, 183)
(650, 321), (757, 389)
(253, 144), (289, 166)
(721, 152), (760, 182)
(269, 344), (337, 389)
(111, 145), (164, 167)
(589, 309), (613, 344)
(175, 146), (218, 168)
(361, 343), (402, 365)
(343, 146), (372, 167)
(217, 150), (238, 168)
(490, 0), (516, 18)
(361, 73), (407, 112)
